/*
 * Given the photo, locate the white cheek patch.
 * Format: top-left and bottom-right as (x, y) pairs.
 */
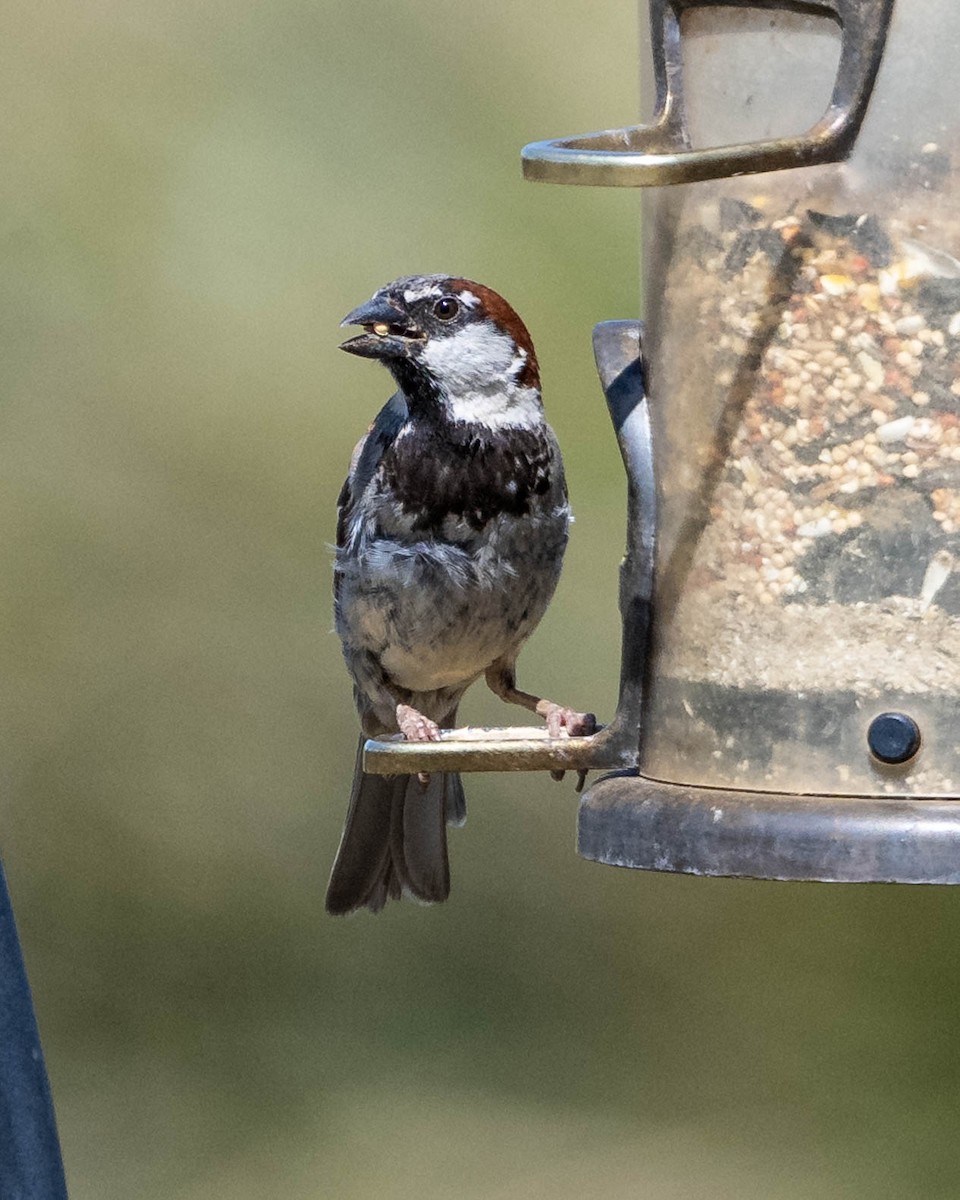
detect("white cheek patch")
(421, 322), (542, 430)
(422, 321), (516, 387)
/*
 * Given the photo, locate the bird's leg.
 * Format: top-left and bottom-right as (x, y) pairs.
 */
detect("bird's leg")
(485, 660), (596, 786)
(396, 703), (441, 786)
(484, 660), (596, 738)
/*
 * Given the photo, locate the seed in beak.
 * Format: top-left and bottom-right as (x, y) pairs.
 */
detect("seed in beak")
(373, 323), (390, 336)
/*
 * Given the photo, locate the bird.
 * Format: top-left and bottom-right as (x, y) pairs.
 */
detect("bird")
(326, 274), (594, 915)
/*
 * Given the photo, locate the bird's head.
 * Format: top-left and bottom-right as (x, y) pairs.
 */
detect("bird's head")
(340, 275), (541, 427)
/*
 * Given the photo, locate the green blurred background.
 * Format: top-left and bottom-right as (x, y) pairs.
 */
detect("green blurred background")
(2, 2), (960, 1196)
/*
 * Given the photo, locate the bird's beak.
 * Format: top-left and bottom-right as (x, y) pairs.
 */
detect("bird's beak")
(339, 294), (424, 360)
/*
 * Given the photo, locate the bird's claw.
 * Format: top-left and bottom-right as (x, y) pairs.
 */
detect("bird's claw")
(549, 766), (590, 789)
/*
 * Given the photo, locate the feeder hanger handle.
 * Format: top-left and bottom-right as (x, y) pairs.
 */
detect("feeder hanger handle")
(522, 0), (894, 188)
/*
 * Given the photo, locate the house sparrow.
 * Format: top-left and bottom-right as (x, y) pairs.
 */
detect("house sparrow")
(326, 275), (594, 915)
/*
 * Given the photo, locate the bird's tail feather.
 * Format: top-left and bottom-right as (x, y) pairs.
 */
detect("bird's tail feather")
(325, 741), (465, 915)
(445, 772), (467, 828)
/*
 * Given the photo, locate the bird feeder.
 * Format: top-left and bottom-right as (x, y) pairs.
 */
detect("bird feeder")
(366, 0), (960, 884)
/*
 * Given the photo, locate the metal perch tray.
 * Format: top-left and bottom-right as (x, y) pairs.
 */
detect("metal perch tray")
(363, 725), (613, 776)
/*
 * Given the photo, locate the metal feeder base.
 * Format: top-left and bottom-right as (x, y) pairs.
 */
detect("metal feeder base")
(579, 773), (960, 884)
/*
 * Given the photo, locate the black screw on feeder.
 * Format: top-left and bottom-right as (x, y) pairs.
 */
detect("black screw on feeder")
(868, 712), (922, 766)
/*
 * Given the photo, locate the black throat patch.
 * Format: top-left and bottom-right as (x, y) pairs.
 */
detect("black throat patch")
(380, 415), (558, 534)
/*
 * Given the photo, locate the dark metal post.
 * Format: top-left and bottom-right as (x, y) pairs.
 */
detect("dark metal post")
(0, 861), (68, 1199)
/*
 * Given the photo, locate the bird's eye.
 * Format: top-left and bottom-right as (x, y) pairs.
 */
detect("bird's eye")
(433, 297), (460, 321)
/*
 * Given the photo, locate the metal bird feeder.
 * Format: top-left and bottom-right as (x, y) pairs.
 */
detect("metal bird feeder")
(367, 0), (960, 884)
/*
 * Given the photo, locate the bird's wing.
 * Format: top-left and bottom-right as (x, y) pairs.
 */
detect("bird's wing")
(335, 391), (409, 550)
(543, 422), (569, 507)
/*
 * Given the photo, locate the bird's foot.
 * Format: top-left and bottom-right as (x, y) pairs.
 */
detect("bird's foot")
(540, 704), (596, 788)
(540, 703), (597, 740)
(396, 703), (441, 786)
(396, 704), (442, 743)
